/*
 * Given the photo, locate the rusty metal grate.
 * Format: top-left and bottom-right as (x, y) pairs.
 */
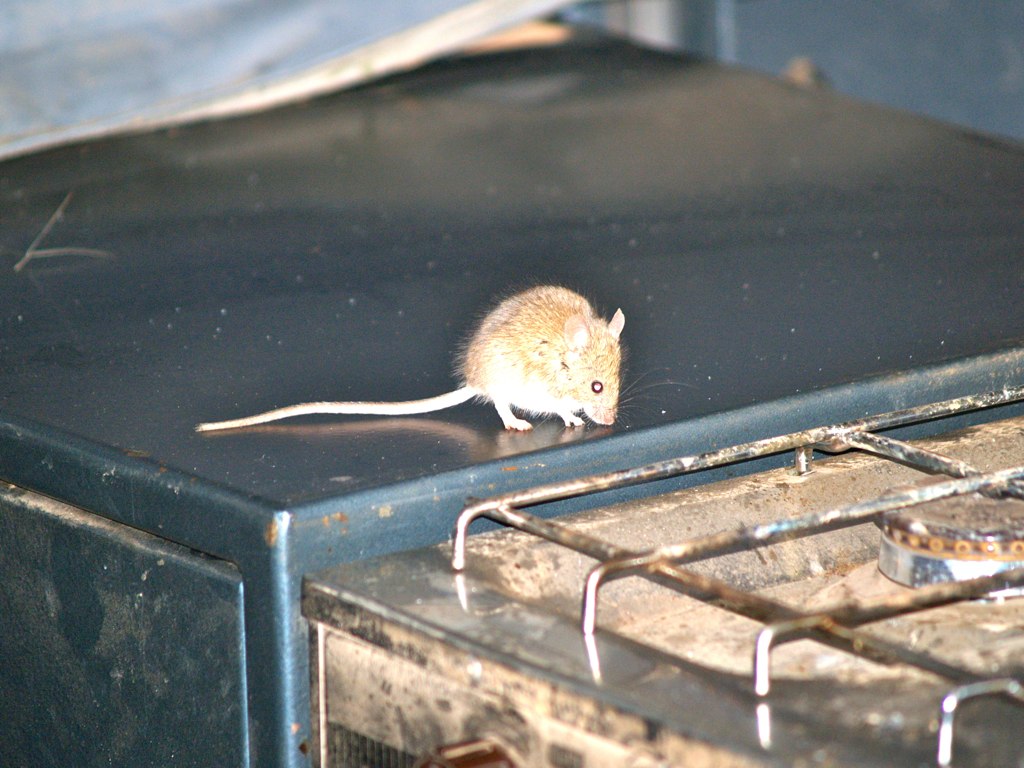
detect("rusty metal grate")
(451, 387), (1024, 766)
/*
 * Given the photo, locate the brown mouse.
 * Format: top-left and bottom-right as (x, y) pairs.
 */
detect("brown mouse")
(196, 285), (625, 432)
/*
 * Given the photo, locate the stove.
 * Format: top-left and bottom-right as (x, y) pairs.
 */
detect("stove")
(305, 390), (1024, 767)
(2, 33), (1024, 768)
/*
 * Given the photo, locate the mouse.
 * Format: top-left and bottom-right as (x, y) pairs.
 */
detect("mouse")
(195, 285), (625, 432)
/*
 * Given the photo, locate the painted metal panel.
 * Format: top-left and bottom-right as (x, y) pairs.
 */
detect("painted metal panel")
(0, 483), (248, 767)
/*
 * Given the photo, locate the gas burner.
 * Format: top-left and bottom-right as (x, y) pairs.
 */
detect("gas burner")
(880, 494), (1024, 592)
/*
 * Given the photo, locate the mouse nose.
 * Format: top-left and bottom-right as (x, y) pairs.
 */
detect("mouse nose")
(585, 404), (616, 426)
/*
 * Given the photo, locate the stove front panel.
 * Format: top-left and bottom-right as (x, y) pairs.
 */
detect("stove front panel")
(0, 483), (249, 768)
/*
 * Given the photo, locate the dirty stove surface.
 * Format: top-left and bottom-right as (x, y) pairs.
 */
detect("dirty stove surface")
(1, 35), (1023, 768)
(1, 40), (1023, 512)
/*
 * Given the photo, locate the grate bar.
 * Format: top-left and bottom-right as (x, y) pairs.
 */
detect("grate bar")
(839, 430), (1024, 499)
(838, 430), (980, 477)
(937, 678), (1024, 767)
(752, 565), (1024, 695)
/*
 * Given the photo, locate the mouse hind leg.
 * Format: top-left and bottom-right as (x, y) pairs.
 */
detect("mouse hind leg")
(493, 401), (533, 431)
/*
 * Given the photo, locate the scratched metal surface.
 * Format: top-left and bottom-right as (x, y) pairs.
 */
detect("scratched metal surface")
(0, 482), (248, 767)
(1, 39), (1023, 508)
(0, 38), (1023, 768)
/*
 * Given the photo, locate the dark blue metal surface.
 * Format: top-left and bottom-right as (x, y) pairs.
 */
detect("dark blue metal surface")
(1, 38), (1023, 767)
(0, 481), (247, 767)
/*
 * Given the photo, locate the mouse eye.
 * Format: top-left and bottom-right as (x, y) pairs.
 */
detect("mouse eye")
(591, 380), (603, 394)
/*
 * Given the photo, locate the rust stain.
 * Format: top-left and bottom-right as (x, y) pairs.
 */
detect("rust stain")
(265, 520), (279, 547)
(502, 466), (519, 472)
(321, 511), (349, 527)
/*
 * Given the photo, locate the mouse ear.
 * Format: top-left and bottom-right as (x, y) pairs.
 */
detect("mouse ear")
(608, 309), (625, 340)
(564, 314), (591, 351)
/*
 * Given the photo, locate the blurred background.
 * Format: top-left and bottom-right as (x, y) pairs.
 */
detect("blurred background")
(2, 0), (1021, 161)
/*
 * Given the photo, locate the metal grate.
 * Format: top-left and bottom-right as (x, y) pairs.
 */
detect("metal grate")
(329, 723), (416, 768)
(451, 387), (1024, 766)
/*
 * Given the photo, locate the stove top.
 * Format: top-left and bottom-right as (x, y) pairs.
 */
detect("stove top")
(2, 40), (1024, 509)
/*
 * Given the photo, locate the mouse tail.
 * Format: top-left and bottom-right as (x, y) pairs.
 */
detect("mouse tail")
(196, 386), (478, 432)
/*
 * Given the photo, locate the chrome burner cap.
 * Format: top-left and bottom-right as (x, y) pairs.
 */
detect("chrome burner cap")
(878, 493), (1024, 591)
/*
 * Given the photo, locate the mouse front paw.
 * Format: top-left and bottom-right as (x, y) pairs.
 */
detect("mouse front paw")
(494, 402), (533, 431)
(503, 417), (534, 431)
(559, 412), (585, 428)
